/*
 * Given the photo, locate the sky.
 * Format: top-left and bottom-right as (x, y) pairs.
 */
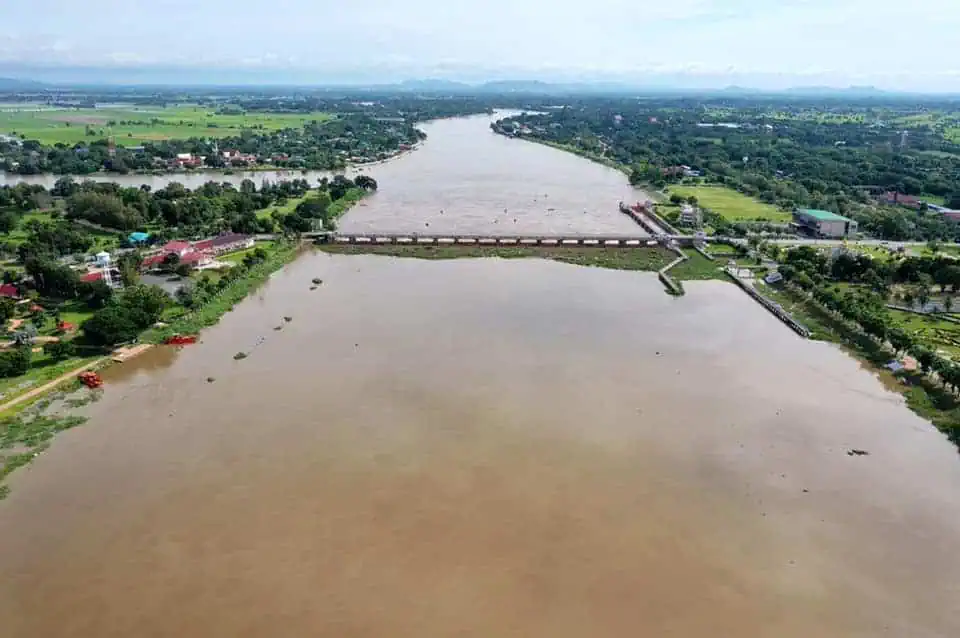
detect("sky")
(2, 0), (959, 91)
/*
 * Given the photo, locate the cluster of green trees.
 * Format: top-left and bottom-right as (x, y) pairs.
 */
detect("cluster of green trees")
(174, 246), (269, 310)
(276, 174), (377, 234)
(0, 112), (424, 175)
(58, 176), (313, 235)
(81, 284), (169, 346)
(498, 97), (960, 241)
(777, 247), (960, 405)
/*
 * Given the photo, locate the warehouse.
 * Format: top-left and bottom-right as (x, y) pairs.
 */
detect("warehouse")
(793, 208), (858, 238)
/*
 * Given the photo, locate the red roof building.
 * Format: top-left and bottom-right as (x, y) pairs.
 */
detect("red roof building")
(0, 283), (19, 298)
(192, 233), (254, 255)
(80, 271), (104, 283)
(162, 240), (194, 256)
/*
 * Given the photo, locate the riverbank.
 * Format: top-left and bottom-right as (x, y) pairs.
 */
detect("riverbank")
(760, 281), (960, 447)
(495, 131), (630, 176)
(0, 241), (305, 498)
(318, 243), (726, 284)
(145, 241), (301, 343)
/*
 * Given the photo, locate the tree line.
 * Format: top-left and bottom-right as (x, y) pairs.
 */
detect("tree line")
(0, 113), (422, 175)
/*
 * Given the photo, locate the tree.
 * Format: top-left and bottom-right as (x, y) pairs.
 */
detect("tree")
(119, 284), (169, 325)
(669, 193), (684, 204)
(82, 284), (169, 346)
(354, 175), (378, 191)
(0, 344), (31, 377)
(43, 339), (75, 360)
(117, 251), (142, 286)
(328, 175), (354, 201)
(888, 328), (914, 356)
(917, 285), (932, 311)
(162, 252), (181, 270)
(79, 279), (114, 309)
(0, 210), (18, 233)
(945, 296), (954, 314)
(911, 345), (936, 373)
(175, 283), (199, 308)
(24, 257), (80, 298)
(82, 304), (140, 346)
(0, 297), (15, 324)
(280, 212), (312, 234)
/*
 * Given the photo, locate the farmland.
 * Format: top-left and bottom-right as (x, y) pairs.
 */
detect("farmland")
(664, 185), (792, 222)
(0, 104), (334, 146)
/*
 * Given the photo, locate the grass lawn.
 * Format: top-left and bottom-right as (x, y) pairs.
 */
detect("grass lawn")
(668, 252), (725, 281)
(888, 309), (960, 358)
(664, 185), (791, 222)
(219, 241), (275, 265)
(257, 194), (310, 219)
(0, 104), (333, 147)
(0, 353), (101, 408)
(56, 300), (95, 328)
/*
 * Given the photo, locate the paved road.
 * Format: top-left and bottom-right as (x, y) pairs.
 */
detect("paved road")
(716, 237), (934, 248)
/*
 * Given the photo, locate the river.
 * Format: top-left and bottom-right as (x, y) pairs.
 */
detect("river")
(2, 113), (647, 236)
(1, 116), (959, 637)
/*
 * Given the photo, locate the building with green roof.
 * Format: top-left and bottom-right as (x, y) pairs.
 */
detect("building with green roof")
(793, 208), (858, 238)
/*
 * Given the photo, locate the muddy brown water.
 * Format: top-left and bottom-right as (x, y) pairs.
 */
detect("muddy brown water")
(2, 115), (960, 636)
(1, 112), (649, 238)
(0, 254), (959, 637)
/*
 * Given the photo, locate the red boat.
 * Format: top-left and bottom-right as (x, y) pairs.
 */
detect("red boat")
(78, 371), (103, 389)
(164, 335), (198, 346)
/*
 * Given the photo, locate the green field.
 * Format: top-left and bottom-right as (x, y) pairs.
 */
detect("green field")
(0, 104), (333, 146)
(889, 309), (960, 358)
(665, 185), (791, 222)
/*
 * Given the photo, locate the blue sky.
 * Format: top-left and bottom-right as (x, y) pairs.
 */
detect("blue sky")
(2, 0), (958, 90)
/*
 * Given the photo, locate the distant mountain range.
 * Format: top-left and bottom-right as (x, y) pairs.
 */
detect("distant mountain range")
(0, 71), (951, 98)
(0, 76), (46, 90)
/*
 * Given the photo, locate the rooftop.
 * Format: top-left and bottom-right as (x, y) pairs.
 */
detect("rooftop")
(797, 208), (853, 223)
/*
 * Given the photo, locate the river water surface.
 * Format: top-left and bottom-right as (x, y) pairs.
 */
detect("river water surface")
(1, 116), (959, 638)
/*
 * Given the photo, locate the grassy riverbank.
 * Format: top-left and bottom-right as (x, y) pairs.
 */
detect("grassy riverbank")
(507, 135), (630, 176)
(760, 281), (960, 446)
(318, 244), (676, 271)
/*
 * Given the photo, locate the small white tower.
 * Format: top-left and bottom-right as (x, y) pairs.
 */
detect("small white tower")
(95, 251), (115, 288)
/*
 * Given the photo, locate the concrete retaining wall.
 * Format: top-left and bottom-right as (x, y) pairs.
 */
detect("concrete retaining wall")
(725, 270), (810, 338)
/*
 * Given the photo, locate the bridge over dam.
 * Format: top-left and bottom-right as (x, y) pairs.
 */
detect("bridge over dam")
(314, 233), (678, 248)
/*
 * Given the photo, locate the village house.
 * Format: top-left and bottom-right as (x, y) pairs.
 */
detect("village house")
(222, 150), (258, 165)
(880, 192), (921, 209)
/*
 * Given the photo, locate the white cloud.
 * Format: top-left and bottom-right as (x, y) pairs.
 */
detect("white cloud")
(0, 0), (958, 90)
